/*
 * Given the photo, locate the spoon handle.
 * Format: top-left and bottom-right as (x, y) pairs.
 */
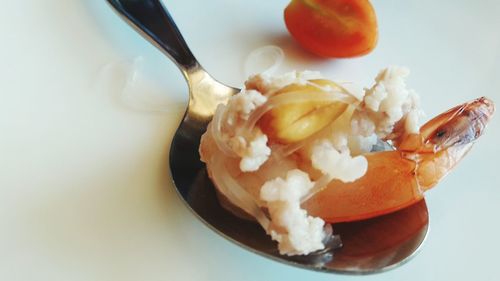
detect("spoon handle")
(107, 0), (198, 71)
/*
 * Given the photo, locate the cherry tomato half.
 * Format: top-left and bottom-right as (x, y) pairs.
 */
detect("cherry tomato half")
(284, 0), (378, 58)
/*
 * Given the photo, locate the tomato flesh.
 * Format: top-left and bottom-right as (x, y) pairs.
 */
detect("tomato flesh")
(284, 0), (378, 58)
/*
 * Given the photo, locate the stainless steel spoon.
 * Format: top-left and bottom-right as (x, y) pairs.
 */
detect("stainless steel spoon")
(106, 0), (429, 274)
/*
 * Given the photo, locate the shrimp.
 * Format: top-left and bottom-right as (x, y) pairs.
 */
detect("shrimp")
(302, 97), (495, 223)
(200, 68), (494, 255)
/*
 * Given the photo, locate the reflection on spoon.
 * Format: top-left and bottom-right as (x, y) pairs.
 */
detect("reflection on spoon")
(329, 199), (428, 272)
(185, 167), (428, 273)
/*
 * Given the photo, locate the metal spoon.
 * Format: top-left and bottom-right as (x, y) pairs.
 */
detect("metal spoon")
(106, 0), (429, 274)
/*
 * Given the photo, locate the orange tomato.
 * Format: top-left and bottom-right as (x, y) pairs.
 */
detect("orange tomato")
(284, 0), (378, 58)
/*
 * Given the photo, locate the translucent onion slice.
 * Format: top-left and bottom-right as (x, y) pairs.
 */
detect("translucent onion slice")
(306, 80), (362, 102)
(238, 89), (356, 137)
(211, 105), (238, 158)
(300, 174), (333, 204)
(211, 156), (271, 230)
(244, 45), (285, 77)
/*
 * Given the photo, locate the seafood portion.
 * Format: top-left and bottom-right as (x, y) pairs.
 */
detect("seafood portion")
(304, 97), (494, 222)
(199, 67), (494, 255)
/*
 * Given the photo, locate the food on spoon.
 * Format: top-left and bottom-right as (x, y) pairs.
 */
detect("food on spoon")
(304, 97), (495, 222)
(284, 0), (378, 57)
(258, 80), (349, 143)
(199, 67), (494, 255)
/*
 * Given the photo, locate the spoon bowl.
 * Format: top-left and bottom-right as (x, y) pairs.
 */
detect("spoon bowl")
(106, 0), (429, 273)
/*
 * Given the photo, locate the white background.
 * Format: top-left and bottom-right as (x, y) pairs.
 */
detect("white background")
(1, 1), (499, 280)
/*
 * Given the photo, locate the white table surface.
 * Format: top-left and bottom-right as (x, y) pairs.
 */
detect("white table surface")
(1, 1), (499, 280)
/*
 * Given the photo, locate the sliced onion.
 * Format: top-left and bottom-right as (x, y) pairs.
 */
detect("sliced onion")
(301, 174), (332, 203)
(306, 80), (362, 102)
(269, 90), (357, 105)
(211, 105), (238, 157)
(244, 45), (284, 77)
(238, 89), (355, 136)
(211, 156), (271, 231)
